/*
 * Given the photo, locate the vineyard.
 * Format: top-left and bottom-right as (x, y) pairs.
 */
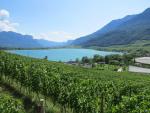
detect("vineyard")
(0, 51), (150, 113)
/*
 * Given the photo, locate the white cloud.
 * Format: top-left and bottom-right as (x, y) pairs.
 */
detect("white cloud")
(0, 20), (19, 32)
(0, 9), (19, 32)
(0, 9), (9, 19)
(33, 31), (84, 42)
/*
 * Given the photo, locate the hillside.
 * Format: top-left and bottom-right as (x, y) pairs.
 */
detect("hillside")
(1, 51), (150, 112)
(72, 8), (150, 47)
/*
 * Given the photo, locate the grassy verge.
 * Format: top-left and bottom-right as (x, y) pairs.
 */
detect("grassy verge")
(0, 76), (61, 113)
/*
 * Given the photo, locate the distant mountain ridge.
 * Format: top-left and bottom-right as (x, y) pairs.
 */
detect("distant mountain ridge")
(37, 39), (73, 48)
(72, 8), (150, 47)
(0, 31), (42, 48)
(0, 31), (69, 48)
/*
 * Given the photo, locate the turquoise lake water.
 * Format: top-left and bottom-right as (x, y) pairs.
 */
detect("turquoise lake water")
(8, 48), (121, 62)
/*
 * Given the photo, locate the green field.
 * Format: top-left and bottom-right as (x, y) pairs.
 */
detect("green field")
(0, 51), (150, 113)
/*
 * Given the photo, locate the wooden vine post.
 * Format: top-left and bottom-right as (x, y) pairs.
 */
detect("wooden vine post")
(37, 99), (45, 113)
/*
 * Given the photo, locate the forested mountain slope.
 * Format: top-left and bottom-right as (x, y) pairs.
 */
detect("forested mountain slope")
(72, 8), (150, 47)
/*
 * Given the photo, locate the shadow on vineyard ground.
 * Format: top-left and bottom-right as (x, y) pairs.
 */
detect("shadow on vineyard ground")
(0, 82), (39, 113)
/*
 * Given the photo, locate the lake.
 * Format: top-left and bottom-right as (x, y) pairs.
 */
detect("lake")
(8, 48), (122, 62)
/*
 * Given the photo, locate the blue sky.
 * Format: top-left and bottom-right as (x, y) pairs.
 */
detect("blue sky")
(0, 0), (150, 42)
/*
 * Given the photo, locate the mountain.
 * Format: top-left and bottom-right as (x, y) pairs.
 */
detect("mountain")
(36, 39), (73, 47)
(73, 15), (136, 45)
(72, 8), (150, 47)
(0, 31), (70, 48)
(0, 31), (42, 48)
